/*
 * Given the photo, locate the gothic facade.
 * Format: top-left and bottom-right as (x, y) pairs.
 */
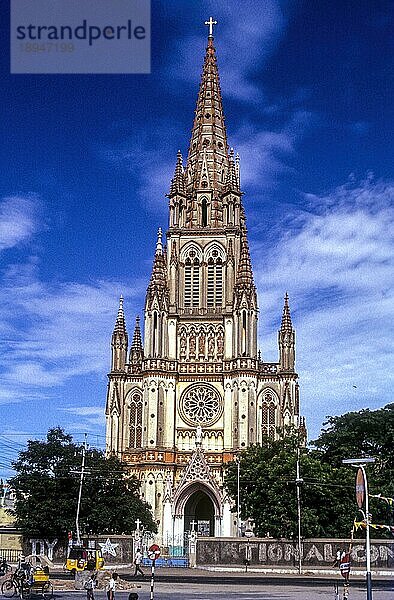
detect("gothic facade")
(105, 26), (305, 544)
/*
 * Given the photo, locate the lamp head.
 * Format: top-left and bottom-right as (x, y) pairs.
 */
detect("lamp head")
(342, 457), (375, 465)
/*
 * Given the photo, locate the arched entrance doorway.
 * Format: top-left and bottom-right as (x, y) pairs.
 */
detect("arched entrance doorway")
(184, 489), (215, 536)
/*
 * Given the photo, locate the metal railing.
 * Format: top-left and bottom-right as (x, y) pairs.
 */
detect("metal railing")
(0, 548), (23, 563)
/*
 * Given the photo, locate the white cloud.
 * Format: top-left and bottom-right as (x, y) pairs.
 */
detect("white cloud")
(0, 262), (145, 404)
(252, 176), (394, 439)
(61, 406), (106, 429)
(62, 406), (103, 416)
(0, 195), (41, 251)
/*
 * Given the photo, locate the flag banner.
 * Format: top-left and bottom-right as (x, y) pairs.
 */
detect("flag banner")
(370, 493), (394, 506)
(354, 520), (394, 534)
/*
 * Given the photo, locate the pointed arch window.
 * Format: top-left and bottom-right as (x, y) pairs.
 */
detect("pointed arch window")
(241, 310), (247, 355)
(129, 392), (143, 448)
(179, 200), (184, 226)
(184, 250), (200, 307)
(152, 311), (158, 356)
(207, 249), (223, 308)
(262, 390), (276, 439)
(201, 197), (208, 227)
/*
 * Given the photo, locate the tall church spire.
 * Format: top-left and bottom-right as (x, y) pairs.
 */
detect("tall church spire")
(185, 19), (229, 211)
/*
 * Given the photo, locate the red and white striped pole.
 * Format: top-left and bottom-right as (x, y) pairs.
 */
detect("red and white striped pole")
(148, 544), (160, 600)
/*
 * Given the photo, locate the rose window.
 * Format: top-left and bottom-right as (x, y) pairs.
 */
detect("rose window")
(179, 384), (223, 427)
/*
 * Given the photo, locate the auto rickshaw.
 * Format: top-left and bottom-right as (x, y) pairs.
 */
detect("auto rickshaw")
(66, 547), (104, 573)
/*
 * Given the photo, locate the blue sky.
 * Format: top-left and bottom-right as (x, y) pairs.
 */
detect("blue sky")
(0, 0), (393, 479)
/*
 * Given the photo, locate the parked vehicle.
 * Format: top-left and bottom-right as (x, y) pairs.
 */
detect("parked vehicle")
(65, 547), (104, 574)
(1, 555), (53, 600)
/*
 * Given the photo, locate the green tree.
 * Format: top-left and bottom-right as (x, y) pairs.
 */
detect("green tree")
(9, 427), (157, 540)
(312, 404), (394, 471)
(224, 405), (394, 539)
(224, 431), (355, 538)
(312, 403), (394, 532)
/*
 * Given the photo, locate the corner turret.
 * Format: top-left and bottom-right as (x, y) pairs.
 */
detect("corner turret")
(129, 315), (144, 366)
(111, 295), (128, 371)
(144, 228), (169, 357)
(278, 293), (295, 371)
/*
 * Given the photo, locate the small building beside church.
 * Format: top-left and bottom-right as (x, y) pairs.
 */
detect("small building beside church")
(105, 21), (306, 546)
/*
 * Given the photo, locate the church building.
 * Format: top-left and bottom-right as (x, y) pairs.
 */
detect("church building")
(105, 20), (305, 545)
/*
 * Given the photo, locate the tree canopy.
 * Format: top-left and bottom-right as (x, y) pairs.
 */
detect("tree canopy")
(9, 427), (157, 540)
(312, 403), (394, 470)
(312, 403), (394, 531)
(224, 405), (394, 539)
(224, 431), (354, 538)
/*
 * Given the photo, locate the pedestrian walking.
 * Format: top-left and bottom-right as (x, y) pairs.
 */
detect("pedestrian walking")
(84, 571), (96, 600)
(332, 547), (342, 567)
(133, 548), (144, 577)
(106, 572), (118, 600)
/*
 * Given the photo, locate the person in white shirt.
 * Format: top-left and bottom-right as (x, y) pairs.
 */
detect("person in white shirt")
(133, 549), (144, 577)
(106, 572), (118, 600)
(84, 571), (96, 600)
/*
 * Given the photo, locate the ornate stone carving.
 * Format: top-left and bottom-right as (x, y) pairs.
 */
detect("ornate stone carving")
(180, 335), (187, 357)
(217, 333), (224, 355)
(198, 332), (206, 355)
(179, 383), (223, 427)
(189, 334), (196, 357)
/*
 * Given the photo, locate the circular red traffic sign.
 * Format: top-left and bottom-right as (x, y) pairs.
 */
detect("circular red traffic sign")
(148, 544), (161, 560)
(355, 468), (365, 509)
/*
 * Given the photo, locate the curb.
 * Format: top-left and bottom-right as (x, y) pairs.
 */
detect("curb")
(200, 565), (394, 577)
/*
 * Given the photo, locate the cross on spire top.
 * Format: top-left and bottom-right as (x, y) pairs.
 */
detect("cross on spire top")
(204, 16), (217, 38)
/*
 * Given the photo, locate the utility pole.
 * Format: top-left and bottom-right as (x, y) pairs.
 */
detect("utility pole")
(295, 446), (303, 574)
(236, 455), (241, 536)
(75, 434), (88, 545)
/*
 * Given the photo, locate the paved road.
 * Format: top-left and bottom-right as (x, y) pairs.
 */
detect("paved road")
(52, 585), (393, 600)
(122, 573), (392, 588)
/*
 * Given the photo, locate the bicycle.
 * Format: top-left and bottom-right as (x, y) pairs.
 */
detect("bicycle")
(2, 575), (53, 600)
(1, 571), (28, 599)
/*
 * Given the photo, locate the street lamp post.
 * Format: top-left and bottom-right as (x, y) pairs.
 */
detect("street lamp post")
(75, 435), (88, 545)
(342, 457), (375, 600)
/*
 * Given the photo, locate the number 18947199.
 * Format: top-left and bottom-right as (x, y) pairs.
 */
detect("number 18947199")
(19, 42), (74, 53)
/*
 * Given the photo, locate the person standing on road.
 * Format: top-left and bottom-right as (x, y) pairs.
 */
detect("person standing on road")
(106, 572), (118, 600)
(332, 547), (342, 567)
(133, 549), (144, 577)
(84, 571), (96, 600)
